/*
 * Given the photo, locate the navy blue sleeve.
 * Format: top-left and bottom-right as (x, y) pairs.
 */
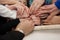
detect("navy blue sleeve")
(55, 0), (60, 9)
(0, 19), (20, 35)
(0, 31), (25, 40)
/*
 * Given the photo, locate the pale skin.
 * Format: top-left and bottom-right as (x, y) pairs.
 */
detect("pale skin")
(33, 0), (60, 24)
(0, 0), (28, 18)
(0, 0), (19, 4)
(38, 0), (59, 23)
(6, 2), (30, 18)
(1, 0), (60, 25)
(15, 19), (34, 35)
(30, 0), (45, 14)
(43, 16), (60, 25)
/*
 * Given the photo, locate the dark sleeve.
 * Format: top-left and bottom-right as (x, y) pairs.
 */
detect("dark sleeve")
(0, 19), (20, 34)
(0, 31), (25, 40)
(55, 0), (60, 9)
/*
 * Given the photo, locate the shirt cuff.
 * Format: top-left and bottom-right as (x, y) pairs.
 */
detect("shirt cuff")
(15, 28), (24, 34)
(1, 31), (25, 40)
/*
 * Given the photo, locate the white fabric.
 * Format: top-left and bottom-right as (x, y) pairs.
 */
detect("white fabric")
(23, 30), (60, 40)
(0, 5), (16, 19)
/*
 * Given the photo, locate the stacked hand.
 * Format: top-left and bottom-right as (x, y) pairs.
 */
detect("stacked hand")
(3, 0), (60, 36)
(6, 2), (41, 25)
(37, 3), (59, 23)
(15, 19), (34, 35)
(6, 0), (60, 25)
(30, 0), (45, 14)
(30, 0), (60, 24)
(6, 2), (30, 19)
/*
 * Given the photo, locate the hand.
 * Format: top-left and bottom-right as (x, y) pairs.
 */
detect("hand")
(12, 3), (30, 18)
(43, 16), (60, 25)
(36, 3), (58, 16)
(15, 19), (34, 35)
(38, 4), (59, 22)
(17, 6), (30, 18)
(30, 0), (44, 14)
(40, 4), (58, 13)
(6, 3), (25, 18)
(6, 3), (30, 18)
(30, 15), (41, 25)
(43, 10), (59, 23)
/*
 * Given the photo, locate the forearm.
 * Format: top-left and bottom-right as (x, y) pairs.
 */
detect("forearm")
(0, 0), (19, 5)
(55, 0), (60, 9)
(0, 31), (25, 40)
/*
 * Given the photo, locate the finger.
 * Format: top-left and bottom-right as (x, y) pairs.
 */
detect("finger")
(30, 4), (35, 14)
(33, 4), (41, 14)
(22, 6), (30, 18)
(39, 7), (58, 14)
(43, 10), (59, 23)
(35, 8), (55, 16)
(24, 6), (29, 14)
(30, 0), (44, 14)
(17, 5), (24, 16)
(30, 0), (40, 14)
(40, 4), (54, 10)
(43, 22), (51, 25)
(6, 5), (16, 10)
(39, 10), (51, 13)
(33, 0), (45, 13)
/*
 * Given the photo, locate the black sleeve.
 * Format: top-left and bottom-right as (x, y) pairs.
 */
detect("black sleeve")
(0, 19), (20, 34)
(0, 31), (25, 40)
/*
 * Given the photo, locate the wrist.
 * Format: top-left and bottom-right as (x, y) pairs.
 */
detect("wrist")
(15, 28), (24, 34)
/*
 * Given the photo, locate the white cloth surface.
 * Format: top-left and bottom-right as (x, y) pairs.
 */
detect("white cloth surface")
(23, 30), (60, 40)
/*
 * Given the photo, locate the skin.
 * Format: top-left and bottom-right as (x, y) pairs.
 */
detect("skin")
(15, 19), (34, 35)
(2, 0), (59, 25)
(35, 0), (59, 24)
(30, 0), (45, 14)
(43, 16), (60, 25)
(39, 3), (59, 23)
(6, 2), (30, 18)
(0, 0), (35, 35)
(0, 0), (19, 4)
(18, 0), (27, 5)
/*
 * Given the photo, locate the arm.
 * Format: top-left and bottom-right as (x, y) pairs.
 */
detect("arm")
(0, 19), (34, 40)
(0, 31), (25, 40)
(0, 0), (19, 5)
(0, 19), (20, 35)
